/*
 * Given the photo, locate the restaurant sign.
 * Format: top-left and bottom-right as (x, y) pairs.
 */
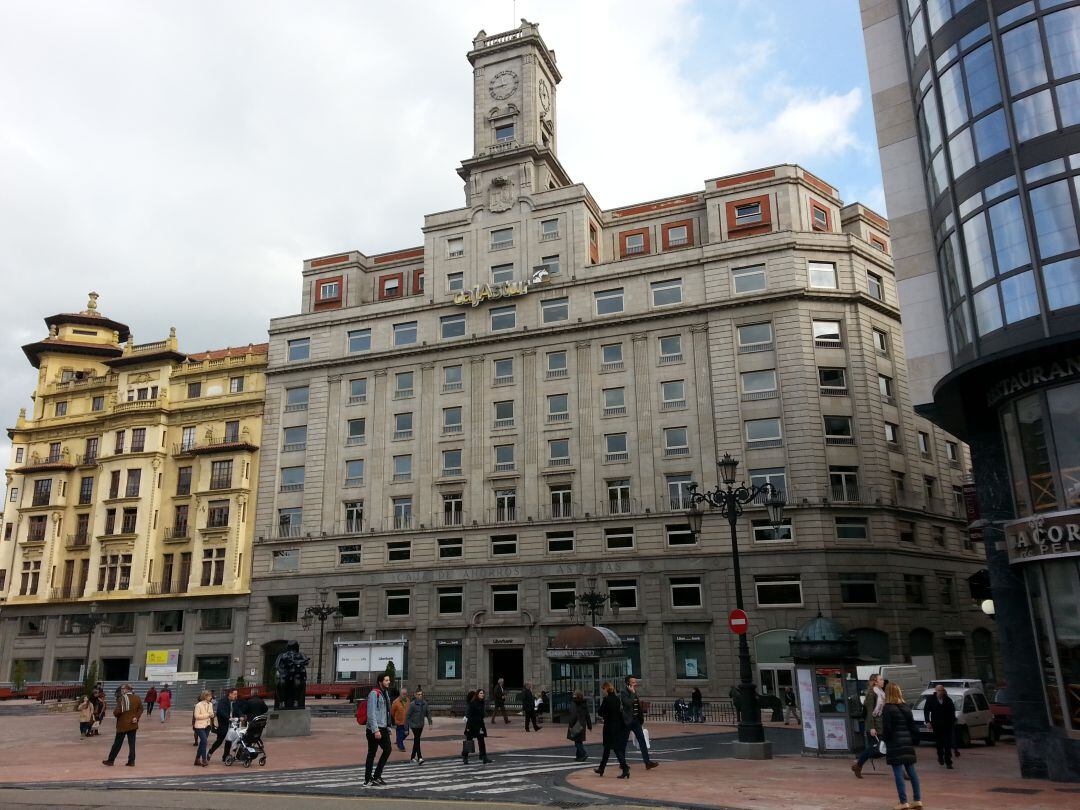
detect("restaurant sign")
(452, 265), (552, 307)
(1005, 508), (1080, 564)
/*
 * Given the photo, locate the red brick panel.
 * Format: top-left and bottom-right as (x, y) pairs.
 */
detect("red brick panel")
(725, 195), (772, 239)
(870, 235), (890, 254)
(619, 227), (651, 259)
(613, 195), (699, 218)
(589, 223), (600, 264)
(374, 247), (424, 264)
(311, 254), (350, 269)
(412, 269), (425, 295)
(714, 169), (775, 189)
(661, 219), (695, 250)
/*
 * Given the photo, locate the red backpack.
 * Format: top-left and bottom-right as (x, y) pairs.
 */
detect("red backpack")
(355, 696), (367, 725)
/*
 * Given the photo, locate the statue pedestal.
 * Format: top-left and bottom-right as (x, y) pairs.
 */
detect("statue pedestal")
(264, 708), (311, 738)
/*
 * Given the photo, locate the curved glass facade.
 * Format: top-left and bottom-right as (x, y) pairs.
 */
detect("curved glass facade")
(903, 0), (1080, 361)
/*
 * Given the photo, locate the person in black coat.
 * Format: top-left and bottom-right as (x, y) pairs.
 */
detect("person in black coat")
(594, 682), (629, 778)
(207, 688), (241, 761)
(690, 687), (704, 723)
(923, 685), (957, 769)
(463, 689), (492, 765)
(882, 684), (923, 810)
(520, 682), (540, 732)
(566, 690), (593, 761)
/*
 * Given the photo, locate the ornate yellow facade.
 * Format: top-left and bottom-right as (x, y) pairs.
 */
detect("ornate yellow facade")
(0, 294), (266, 682)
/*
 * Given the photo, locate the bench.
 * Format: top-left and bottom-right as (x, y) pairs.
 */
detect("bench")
(305, 684), (354, 700)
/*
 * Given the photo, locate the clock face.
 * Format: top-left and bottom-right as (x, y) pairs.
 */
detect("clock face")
(489, 70), (518, 100)
(538, 79), (550, 111)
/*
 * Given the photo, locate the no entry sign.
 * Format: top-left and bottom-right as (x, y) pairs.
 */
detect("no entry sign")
(728, 609), (748, 634)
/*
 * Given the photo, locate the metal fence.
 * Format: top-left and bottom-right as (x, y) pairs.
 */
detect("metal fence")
(642, 699), (738, 725)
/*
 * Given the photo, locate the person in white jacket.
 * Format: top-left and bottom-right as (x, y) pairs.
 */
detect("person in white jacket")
(363, 674), (392, 786)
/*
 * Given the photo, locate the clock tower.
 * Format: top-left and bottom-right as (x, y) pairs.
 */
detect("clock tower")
(458, 19), (570, 207)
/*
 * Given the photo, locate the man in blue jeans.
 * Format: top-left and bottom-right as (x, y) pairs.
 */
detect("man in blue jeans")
(852, 673), (885, 778)
(619, 676), (659, 770)
(363, 674), (392, 787)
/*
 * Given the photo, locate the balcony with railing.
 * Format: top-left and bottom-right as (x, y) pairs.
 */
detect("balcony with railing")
(393, 429), (413, 441)
(441, 510), (465, 527)
(165, 526), (190, 542)
(493, 375), (514, 386)
(600, 361), (624, 373)
(348, 394), (367, 405)
(345, 435), (366, 447)
(493, 462), (516, 473)
(66, 532), (90, 548)
(546, 368), (569, 380)
(547, 412), (570, 423)
(442, 381), (463, 393)
(442, 424), (463, 436)
(493, 418), (515, 430)
(601, 497), (635, 516)
(393, 388), (414, 400)
(340, 520), (364, 535)
(344, 476), (364, 488)
(277, 523), (303, 539)
(658, 353), (683, 365)
(441, 467), (464, 478)
(604, 451), (630, 463)
(491, 506), (517, 523)
(50, 586), (83, 600)
(147, 581), (187, 595)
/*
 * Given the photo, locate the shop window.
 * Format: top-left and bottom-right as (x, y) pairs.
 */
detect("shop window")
(674, 635), (707, 678)
(437, 642), (462, 679)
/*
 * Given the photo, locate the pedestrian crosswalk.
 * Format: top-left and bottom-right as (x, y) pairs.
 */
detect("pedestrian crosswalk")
(99, 755), (597, 799)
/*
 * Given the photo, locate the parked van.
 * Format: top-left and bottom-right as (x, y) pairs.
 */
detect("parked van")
(856, 665), (927, 705)
(915, 686), (996, 746)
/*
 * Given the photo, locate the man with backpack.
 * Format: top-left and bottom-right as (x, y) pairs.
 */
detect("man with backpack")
(360, 674), (392, 787)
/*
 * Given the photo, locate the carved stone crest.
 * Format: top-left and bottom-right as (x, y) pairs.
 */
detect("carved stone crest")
(488, 175), (515, 212)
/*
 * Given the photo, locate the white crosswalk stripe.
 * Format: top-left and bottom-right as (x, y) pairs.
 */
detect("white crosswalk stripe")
(98, 755), (595, 797)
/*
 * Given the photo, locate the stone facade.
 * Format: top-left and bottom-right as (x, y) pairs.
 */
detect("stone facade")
(245, 21), (995, 698)
(0, 296), (266, 682)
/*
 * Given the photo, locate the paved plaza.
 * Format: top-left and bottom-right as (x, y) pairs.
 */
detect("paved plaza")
(0, 704), (1076, 809)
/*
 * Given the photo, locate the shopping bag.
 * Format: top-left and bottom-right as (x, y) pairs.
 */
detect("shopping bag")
(878, 740), (887, 755)
(462, 737), (476, 755)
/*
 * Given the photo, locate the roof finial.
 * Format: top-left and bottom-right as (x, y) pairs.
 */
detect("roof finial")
(86, 291), (99, 313)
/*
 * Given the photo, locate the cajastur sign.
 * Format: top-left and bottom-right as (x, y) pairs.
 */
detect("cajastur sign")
(452, 265), (552, 307)
(986, 355), (1080, 407)
(1005, 508), (1080, 563)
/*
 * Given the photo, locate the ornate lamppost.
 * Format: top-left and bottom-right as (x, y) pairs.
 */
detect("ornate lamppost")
(73, 602), (109, 681)
(686, 452), (785, 757)
(567, 577), (620, 626)
(300, 588), (343, 684)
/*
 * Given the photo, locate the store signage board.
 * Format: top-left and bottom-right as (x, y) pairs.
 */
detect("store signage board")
(1004, 508), (1080, 564)
(452, 266), (552, 307)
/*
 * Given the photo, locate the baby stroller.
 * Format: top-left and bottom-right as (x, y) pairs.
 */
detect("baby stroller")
(673, 698), (693, 723)
(223, 714), (268, 767)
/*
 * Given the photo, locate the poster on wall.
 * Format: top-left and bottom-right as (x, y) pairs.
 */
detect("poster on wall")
(822, 717), (849, 750)
(797, 668), (819, 749)
(444, 659), (457, 678)
(685, 659), (699, 678)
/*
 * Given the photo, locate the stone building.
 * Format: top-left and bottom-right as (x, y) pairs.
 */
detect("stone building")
(860, 0), (1080, 779)
(245, 20), (994, 698)
(0, 295), (266, 682)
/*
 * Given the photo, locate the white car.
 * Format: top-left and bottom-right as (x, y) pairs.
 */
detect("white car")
(914, 687), (997, 747)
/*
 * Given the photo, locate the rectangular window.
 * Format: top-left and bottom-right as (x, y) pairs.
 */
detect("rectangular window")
(541, 254), (560, 275)
(392, 497), (413, 529)
(442, 448), (463, 477)
(447, 272), (465, 295)
(541, 218), (560, 239)
(547, 393), (569, 421)
(153, 610), (184, 633)
(601, 343), (624, 370)
(734, 201), (762, 226)
(741, 369), (777, 395)
(738, 322), (773, 350)
(899, 520), (917, 543)
(732, 264), (766, 293)
(607, 479), (631, 514)
(605, 526), (635, 550)
(756, 575), (803, 606)
(666, 474), (694, 510)
(885, 422), (900, 445)
(387, 540), (412, 562)
(594, 288), (624, 315)
(746, 418), (782, 446)
(879, 374), (895, 400)
(441, 406), (463, 435)
(491, 263), (515, 284)
(380, 275), (402, 299)
(435, 313), (466, 340)
(624, 232), (646, 255)
(438, 586), (464, 615)
(824, 415), (854, 442)
(873, 328), (889, 355)
(751, 518), (794, 542)
(394, 412), (413, 440)
(287, 338), (310, 362)
(819, 367), (847, 393)
(811, 204), (829, 230)
(493, 400), (515, 428)
(114, 430), (125, 454)
(937, 573), (955, 606)
(277, 507), (301, 538)
(206, 500), (229, 529)
(550, 485), (573, 518)
(55, 401), (68, 417)
(490, 305), (516, 331)
(932, 525), (947, 546)
(548, 581), (576, 611)
(918, 431), (932, 456)
(447, 236), (464, 259)
(946, 441), (959, 462)
(341, 501), (363, 533)
(809, 261), (838, 289)
(283, 425), (307, 452)
(229, 376), (245, 393)
(394, 371), (414, 399)
(393, 321), (417, 346)
(286, 386), (309, 411)
(187, 382), (202, 399)
(125, 468), (141, 498)
(670, 577), (702, 607)
(491, 534), (517, 556)
(348, 329), (372, 353)
(835, 516), (868, 541)
(336, 591), (360, 618)
(490, 228), (513, 249)
(130, 428), (146, 452)
(495, 488), (516, 521)
(279, 465), (304, 491)
(607, 579), (638, 609)
(344, 459), (365, 487)
(840, 573), (878, 604)
(548, 438), (570, 465)
(541, 297), (569, 323)
(904, 574), (925, 605)
(665, 523), (696, 546)
(660, 380), (686, 410)
(386, 588), (411, 616)
(392, 454), (412, 482)
(210, 459), (233, 490)
(495, 122), (514, 141)
(492, 584), (518, 613)
(338, 544), (362, 565)
(664, 426), (689, 456)
(664, 222), (690, 248)
(813, 320), (842, 346)
(868, 272), (884, 300)
(176, 466), (192, 496)
(318, 279), (340, 300)
(92, 396), (105, 411)
(659, 334), (682, 363)
(605, 433), (628, 461)
(268, 594), (298, 621)
(438, 537), (463, 558)
(547, 530), (575, 552)
(546, 350), (567, 378)
(78, 476), (93, 505)
(651, 279), (683, 306)
(201, 548), (226, 587)
(674, 635), (708, 678)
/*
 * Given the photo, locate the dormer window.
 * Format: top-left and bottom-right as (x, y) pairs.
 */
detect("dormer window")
(495, 123), (515, 143)
(319, 280), (340, 300)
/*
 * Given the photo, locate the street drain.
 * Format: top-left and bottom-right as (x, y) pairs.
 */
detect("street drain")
(989, 788), (1042, 795)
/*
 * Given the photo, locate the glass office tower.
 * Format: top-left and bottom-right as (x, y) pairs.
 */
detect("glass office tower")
(861, 0), (1080, 781)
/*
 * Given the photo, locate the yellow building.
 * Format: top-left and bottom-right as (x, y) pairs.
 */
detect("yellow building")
(0, 294), (266, 683)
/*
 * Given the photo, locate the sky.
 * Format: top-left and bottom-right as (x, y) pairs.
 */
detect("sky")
(0, 0), (882, 463)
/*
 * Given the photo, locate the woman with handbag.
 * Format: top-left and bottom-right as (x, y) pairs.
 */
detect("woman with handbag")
(595, 682), (629, 778)
(566, 690), (593, 761)
(462, 688), (492, 765)
(192, 691), (215, 767)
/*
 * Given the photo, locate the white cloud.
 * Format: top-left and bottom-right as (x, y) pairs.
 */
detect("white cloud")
(0, 0), (873, 463)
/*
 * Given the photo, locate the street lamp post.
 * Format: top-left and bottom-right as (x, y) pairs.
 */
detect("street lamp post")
(567, 577), (620, 626)
(300, 588), (343, 684)
(686, 453), (785, 757)
(73, 602), (109, 681)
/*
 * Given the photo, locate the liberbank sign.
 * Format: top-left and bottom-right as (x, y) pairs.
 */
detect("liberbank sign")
(452, 265), (552, 307)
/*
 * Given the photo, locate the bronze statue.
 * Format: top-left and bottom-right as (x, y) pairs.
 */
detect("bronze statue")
(274, 640), (310, 709)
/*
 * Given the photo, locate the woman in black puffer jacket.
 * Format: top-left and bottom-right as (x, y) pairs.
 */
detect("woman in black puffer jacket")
(463, 689), (492, 765)
(881, 683), (923, 810)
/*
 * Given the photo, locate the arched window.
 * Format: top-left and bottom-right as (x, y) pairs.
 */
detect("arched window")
(853, 628), (891, 663)
(910, 627), (935, 657)
(754, 629), (796, 664)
